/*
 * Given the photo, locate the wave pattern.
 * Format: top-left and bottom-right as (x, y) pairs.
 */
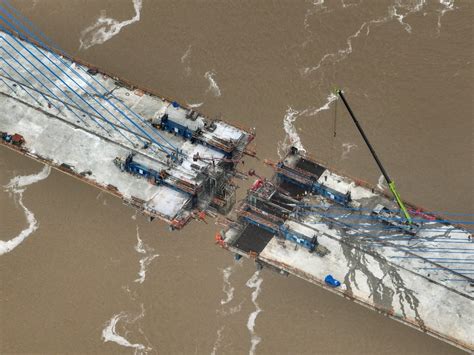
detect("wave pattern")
(79, 0), (143, 50)
(102, 304), (152, 355)
(101, 226), (157, 354)
(220, 265), (235, 305)
(181, 45), (192, 76)
(278, 93), (337, 158)
(246, 271), (264, 355)
(301, 0), (450, 77)
(341, 142), (357, 159)
(134, 226), (159, 284)
(205, 71), (222, 97)
(1, 165), (51, 256)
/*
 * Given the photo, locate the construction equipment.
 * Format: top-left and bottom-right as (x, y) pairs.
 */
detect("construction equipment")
(336, 89), (412, 224)
(113, 152), (198, 196)
(1, 131), (25, 146)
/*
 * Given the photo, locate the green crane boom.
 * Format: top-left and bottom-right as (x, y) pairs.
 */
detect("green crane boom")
(336, 89), (412, 224)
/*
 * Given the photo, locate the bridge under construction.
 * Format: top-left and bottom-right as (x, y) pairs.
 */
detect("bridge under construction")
(0, 27), (254, 228)
(0, 4), (472, 352)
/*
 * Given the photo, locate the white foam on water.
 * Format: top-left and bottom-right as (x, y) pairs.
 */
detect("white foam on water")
(390, 5), (412, 33)
(181, 45), (192, 75)
(134, 226), (159, 284)
(181, 45), (192, 63)
(5, 165), (51, 189)
(341, 0), (361, 9)
(278, 107), (306, 158)
(220, 265), (235, 305)
(377, 174), (387, 191)
(95, 191), (108, 205)
(101, 230), (156, 354)
(390, 0), (429, 34)
(341, 142), (357, 159)
(304, 0), (330, 31)
(303, 1), (431, 77)
(278, 93), (337, 158)
(210, 326), (225, 355)
(245, 271), (263, 355)
(228, 302), (243, 315)
(304, 92), (337, 116)
(437, 0), (456, 33)
(302, 14), (391, 76)
(79, 0), (143, 50)
(186, 102), (204, 108)
(1, 165), (51, 256)
(217, 300), (244, 317)
(217, 262), (245, 315)
(205, 71), (222, 97)
(102, 304), (151, 354)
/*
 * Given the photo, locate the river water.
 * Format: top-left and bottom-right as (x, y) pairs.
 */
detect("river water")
(1, 0), (472, 354)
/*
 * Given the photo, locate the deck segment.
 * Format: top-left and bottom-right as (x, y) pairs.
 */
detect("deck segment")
(219, 149), (473, 351)
(0, 30), (253, 227)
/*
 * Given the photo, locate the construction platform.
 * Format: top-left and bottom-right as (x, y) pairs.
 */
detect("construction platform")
(218, 149), (473, 351)
(1, 24), (473, 353)
(0, 30), (254, 228)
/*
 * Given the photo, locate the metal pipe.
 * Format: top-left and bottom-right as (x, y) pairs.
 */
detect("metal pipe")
(337, 90), (390, 182)
(336, 89), (412, 223)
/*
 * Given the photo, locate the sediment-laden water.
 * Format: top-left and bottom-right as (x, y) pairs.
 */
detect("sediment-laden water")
(1, 0), (472, 353)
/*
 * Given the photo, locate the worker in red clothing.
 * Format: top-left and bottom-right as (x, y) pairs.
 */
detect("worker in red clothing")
(215, 232), (225, 246)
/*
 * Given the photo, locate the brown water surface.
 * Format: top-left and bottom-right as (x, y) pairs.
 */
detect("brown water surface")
(1, 0), (472, 354)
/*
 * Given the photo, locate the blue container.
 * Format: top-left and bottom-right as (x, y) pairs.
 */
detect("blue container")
(324, 274), (341, 287)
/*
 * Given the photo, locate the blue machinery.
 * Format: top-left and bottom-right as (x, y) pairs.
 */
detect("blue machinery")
(0, 2), (245, 218)
(280, 223), (318, 251)
(0, 2), (244, 166)
(158, 102), (235, 158)
(161, 114), (195, 140)
(159, 102), (196, 140)
(240, 210), (318, 252)
(0, 4), (184, 161)
(114, 153), (197, 200)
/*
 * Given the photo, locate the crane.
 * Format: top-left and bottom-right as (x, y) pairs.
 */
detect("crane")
(336, 89), (412, 224)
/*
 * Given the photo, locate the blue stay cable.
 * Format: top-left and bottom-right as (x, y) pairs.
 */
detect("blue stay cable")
(0, 35), (113, 135)
(1, 49), (93, 127)
(0, 65), (44, 106)
(296, 203), (474, 218)
(0, 23), (146, 148)
(0, 11), (151, 147)
(0, 3), (182, 157)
